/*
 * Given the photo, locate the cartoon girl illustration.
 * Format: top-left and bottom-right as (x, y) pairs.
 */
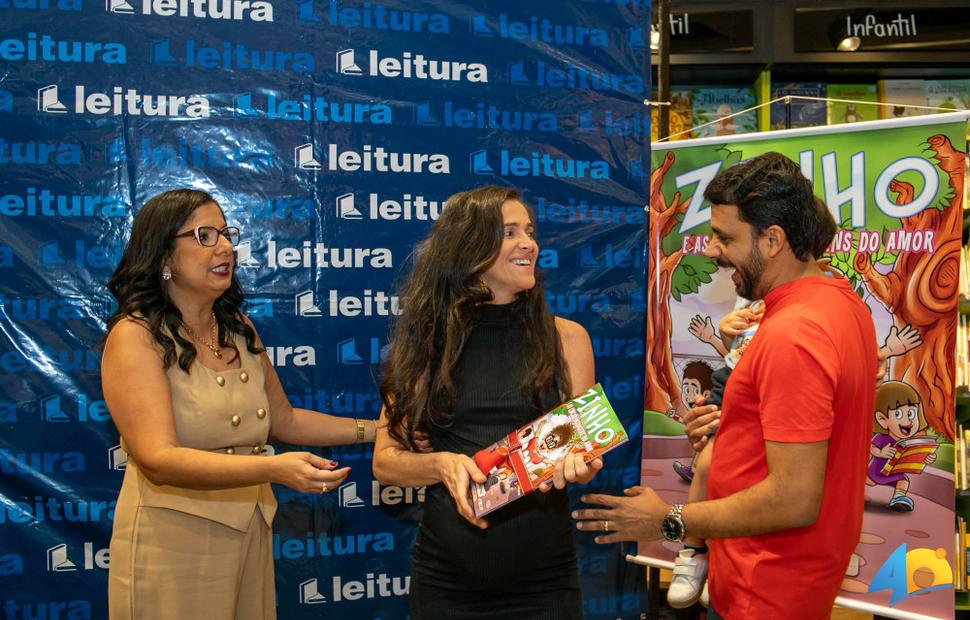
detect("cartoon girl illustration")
(866, 381), (937, 511)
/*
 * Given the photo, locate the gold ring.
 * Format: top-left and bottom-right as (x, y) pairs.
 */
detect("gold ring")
(602, 520), (609, 532)
(320, 482), (329, 494)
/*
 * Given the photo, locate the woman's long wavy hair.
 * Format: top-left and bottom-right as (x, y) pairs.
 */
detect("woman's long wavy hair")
(381, 186), (569, 448)
(105, 188), (262, 371)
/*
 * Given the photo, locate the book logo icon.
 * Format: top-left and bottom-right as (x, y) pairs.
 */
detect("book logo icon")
(46, 544), (77, 572)
(337, 339), (363, 365)
(336, 49), (362, 75)
(413, 101), (440, 127)
(299, 578), (326, 604)
(577, 244), (599, 268)
(232, 92), (260, 118)
(149, 39), (177, 65)
(627, 27), (647, 52)
(470, 14), (494, 36)
(507, 61), (529, 85)
(37, 85), (67, 113)
(106, 0), (135, 14)
(41, 395), (71, 423)
(234, 241), (260, 268)
(294, 144), (322, 170)
(297, 0), (319, 23)
(469, 150), (493, 175)
(336, 193), (362, 219)
(108, 444), (128, 471)
(339, 482), (365, 508)
(39, 241), (66, 266)
(295, 290), (322, 317)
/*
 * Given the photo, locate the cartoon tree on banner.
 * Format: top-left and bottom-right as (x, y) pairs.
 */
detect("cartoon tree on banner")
(853, 134), (966, 441)
(645, 150), (722, 415)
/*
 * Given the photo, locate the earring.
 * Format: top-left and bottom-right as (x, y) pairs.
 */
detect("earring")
(162, 267), (172, 281)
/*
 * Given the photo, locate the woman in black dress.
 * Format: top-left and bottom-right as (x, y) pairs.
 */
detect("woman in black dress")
(372, 186), (599, 619)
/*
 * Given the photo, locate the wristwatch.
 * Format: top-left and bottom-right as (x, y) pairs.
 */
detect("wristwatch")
(660, 503), (686, 543)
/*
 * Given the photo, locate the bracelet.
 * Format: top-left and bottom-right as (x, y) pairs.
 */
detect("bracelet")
(355, 418), (366, 443)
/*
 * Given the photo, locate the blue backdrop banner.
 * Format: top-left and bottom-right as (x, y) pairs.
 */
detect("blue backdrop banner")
(0, 1), (649, 617)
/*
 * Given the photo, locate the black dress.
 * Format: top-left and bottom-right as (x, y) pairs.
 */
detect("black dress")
(409, 303), (582, 619)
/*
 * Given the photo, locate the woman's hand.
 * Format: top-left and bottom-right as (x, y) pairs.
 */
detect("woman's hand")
(268, 452), (351, 494)
(542, 455), (604, 491)
(411, 430), (434, 453)
(436, 452), (488, 529)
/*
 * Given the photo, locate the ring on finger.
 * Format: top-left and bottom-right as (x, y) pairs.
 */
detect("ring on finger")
(602, 520), (609, 532)
(320, 482), (329, 494)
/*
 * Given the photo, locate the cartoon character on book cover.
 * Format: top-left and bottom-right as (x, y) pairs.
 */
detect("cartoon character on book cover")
(866, 380), (938, 512)
(521, 415), (576, 479)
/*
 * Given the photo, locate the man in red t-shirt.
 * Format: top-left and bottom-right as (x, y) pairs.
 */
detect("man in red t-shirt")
(574, 152), (877, 619)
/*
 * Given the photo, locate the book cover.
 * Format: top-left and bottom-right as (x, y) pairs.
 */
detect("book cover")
(879, 435), (939, 477)
(690, 87), (757, 138)
(878, 79), (926, 119)
(924, 79), (970, 113)
(470, 384), (628, 518)
(826, 83), (878, 125)
(769, 82), (826, 130)
(651, 90), (693, 142)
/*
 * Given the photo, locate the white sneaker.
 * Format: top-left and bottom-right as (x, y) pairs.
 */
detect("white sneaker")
(667, 548), (708, 609)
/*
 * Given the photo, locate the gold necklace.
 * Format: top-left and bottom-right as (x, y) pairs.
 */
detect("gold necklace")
(183, 311), (223, 359)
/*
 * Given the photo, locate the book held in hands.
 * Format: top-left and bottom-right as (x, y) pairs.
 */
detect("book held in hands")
(470, 384), (628, 518)
(879, 436), (939, 477)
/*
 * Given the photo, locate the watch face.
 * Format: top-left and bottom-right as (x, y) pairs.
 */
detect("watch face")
(661, 515), (685, 542)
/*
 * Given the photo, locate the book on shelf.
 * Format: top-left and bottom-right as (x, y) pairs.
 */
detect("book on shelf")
(651, 90), (693, 142)
(879, 435), (939, 477)
(769, 82), (826, 130)
(826, 83), (878, 125)
(924, 79), (970, 113)
(689, 87), (757, 138)
(469, 384), (628, 518)
(958, 516), (968, 591)
(877, 79), (926, 119)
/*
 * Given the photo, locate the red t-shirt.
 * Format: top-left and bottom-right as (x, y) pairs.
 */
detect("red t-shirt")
(707, 276), (877, 619)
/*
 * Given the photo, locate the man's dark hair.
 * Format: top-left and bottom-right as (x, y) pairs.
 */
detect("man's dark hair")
(704, 152), (836, 261)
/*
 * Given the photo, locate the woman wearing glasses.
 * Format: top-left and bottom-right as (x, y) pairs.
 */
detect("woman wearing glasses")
(101, 188), (376, 620)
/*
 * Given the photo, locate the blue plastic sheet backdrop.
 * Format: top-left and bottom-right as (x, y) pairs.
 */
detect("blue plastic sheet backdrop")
(0, 1), (648, 617)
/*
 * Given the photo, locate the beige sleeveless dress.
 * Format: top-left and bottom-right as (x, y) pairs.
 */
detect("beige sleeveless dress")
(108, 334), (278, 620)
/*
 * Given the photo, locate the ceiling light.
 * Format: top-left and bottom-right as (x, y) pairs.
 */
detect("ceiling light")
(837, 36), (861, 52)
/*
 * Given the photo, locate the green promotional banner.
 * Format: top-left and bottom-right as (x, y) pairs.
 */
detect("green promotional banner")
(640, 112), (968, 619)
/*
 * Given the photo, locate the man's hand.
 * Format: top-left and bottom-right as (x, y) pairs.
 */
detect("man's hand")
(684, 396), (720, 451)
(572, 486), (669, 544)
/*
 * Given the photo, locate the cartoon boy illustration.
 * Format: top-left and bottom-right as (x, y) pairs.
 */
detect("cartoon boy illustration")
(680, 360), (714, 409)
(673, 361), (714, 483)
(866, 380), (937, 511)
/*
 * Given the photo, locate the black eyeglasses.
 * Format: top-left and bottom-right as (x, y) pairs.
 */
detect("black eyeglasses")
(173, 226), (241, 247)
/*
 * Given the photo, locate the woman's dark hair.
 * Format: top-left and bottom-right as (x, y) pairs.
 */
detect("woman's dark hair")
(105, 188), (262, 372)
(704, 151), (836, 261)
(380, 186), (569, 448)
